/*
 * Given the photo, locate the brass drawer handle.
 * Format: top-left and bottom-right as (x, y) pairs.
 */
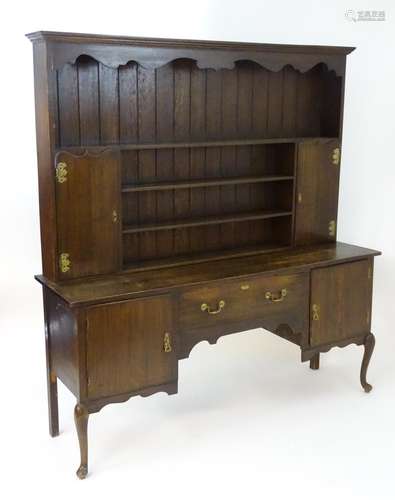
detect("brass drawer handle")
(163, 333), (172, 353)
(265, 289), (287, 302)
(201, 300), (226, 315)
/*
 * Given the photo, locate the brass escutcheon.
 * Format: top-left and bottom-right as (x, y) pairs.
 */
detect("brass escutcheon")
(163, 333), (172, 353)
(312, 304), (320, 321)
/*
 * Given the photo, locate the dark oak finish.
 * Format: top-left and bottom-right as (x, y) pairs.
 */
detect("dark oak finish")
(310, 353), (320, 370)
(31, 41), (58, 280)
(123, 210), (293, 234)
(55, 150), (122, 280)
(74, 404), (89, 479)
(121, 175), (294, 192)
(361, 333), (375, 393)
(86, 296), (176, 399)
(44, 289), (79, 396)
(43, 288), (59, 436)
(295, 139), (340, 244)
(310, 259), (373, 346)
(36, 242), (379, 307)
(179, 273), (309, 338)
(28, 31), (380, 478)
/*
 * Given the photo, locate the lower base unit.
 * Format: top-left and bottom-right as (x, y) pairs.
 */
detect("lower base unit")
(48, 332), (375, 480)
(39, 243), (380, 478)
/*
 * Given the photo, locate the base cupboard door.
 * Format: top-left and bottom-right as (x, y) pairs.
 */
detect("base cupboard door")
(86, 296), (176, 399)
(310, 260), (373, 347)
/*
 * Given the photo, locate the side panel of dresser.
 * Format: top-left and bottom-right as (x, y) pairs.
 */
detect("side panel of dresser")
(309, 259), (373, 347)
(43, 287), (85, 409)
(44, 289), (178, 411)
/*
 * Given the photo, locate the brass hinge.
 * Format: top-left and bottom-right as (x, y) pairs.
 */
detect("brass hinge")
(368, 266), (372, 279)
(328, 220), (336, 237)
(56, 162), (68, 183)
(112, 209), (118, 223)
(59, 253), (71, 273)
(332, 147), (340, 165)
(297, 192), (303, 204)
(163, 333), (172, 353)
(312, 304), (320, 321)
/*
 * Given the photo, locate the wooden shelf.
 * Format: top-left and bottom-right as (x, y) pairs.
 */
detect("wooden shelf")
(122, 243), (292, 272)
(57, 137), (338, 154)
(123, 210), (292, 234)
(122, 175), (294, 193)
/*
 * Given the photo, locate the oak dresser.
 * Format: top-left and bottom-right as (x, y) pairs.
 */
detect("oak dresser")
(27, 31), (380, 478)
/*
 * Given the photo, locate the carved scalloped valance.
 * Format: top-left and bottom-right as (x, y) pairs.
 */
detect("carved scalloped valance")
(47, 42), (345, 75)
(27, 33), (352, 76)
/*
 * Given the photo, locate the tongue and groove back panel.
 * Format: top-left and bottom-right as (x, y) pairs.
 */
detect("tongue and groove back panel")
(56, 58), (340, 146)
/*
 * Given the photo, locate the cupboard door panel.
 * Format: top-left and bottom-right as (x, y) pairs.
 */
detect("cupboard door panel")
(310, 260), (372, 347)
(55, 150), (121, 279)
(294, 139), (340, 245)
(86, 296), (176, 399)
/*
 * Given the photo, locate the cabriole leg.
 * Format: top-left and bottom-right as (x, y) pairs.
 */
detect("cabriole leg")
(74, 403), (89, 479)
(310, 353), (320, 370)
(360, 333), (375, 393)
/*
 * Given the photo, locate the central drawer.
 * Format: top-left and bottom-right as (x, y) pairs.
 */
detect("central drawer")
(178, 272), (309, 333)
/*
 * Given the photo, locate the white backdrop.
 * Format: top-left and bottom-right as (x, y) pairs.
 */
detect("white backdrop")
(0, 1), (394, 498)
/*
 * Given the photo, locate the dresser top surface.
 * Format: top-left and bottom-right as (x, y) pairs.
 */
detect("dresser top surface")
(36, 242), (380, 308)
(25, 31), (355, 55)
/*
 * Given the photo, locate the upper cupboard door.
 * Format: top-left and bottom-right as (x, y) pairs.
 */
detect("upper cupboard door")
(55, 150), (121, 280)
(294, 139), (340, 245)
